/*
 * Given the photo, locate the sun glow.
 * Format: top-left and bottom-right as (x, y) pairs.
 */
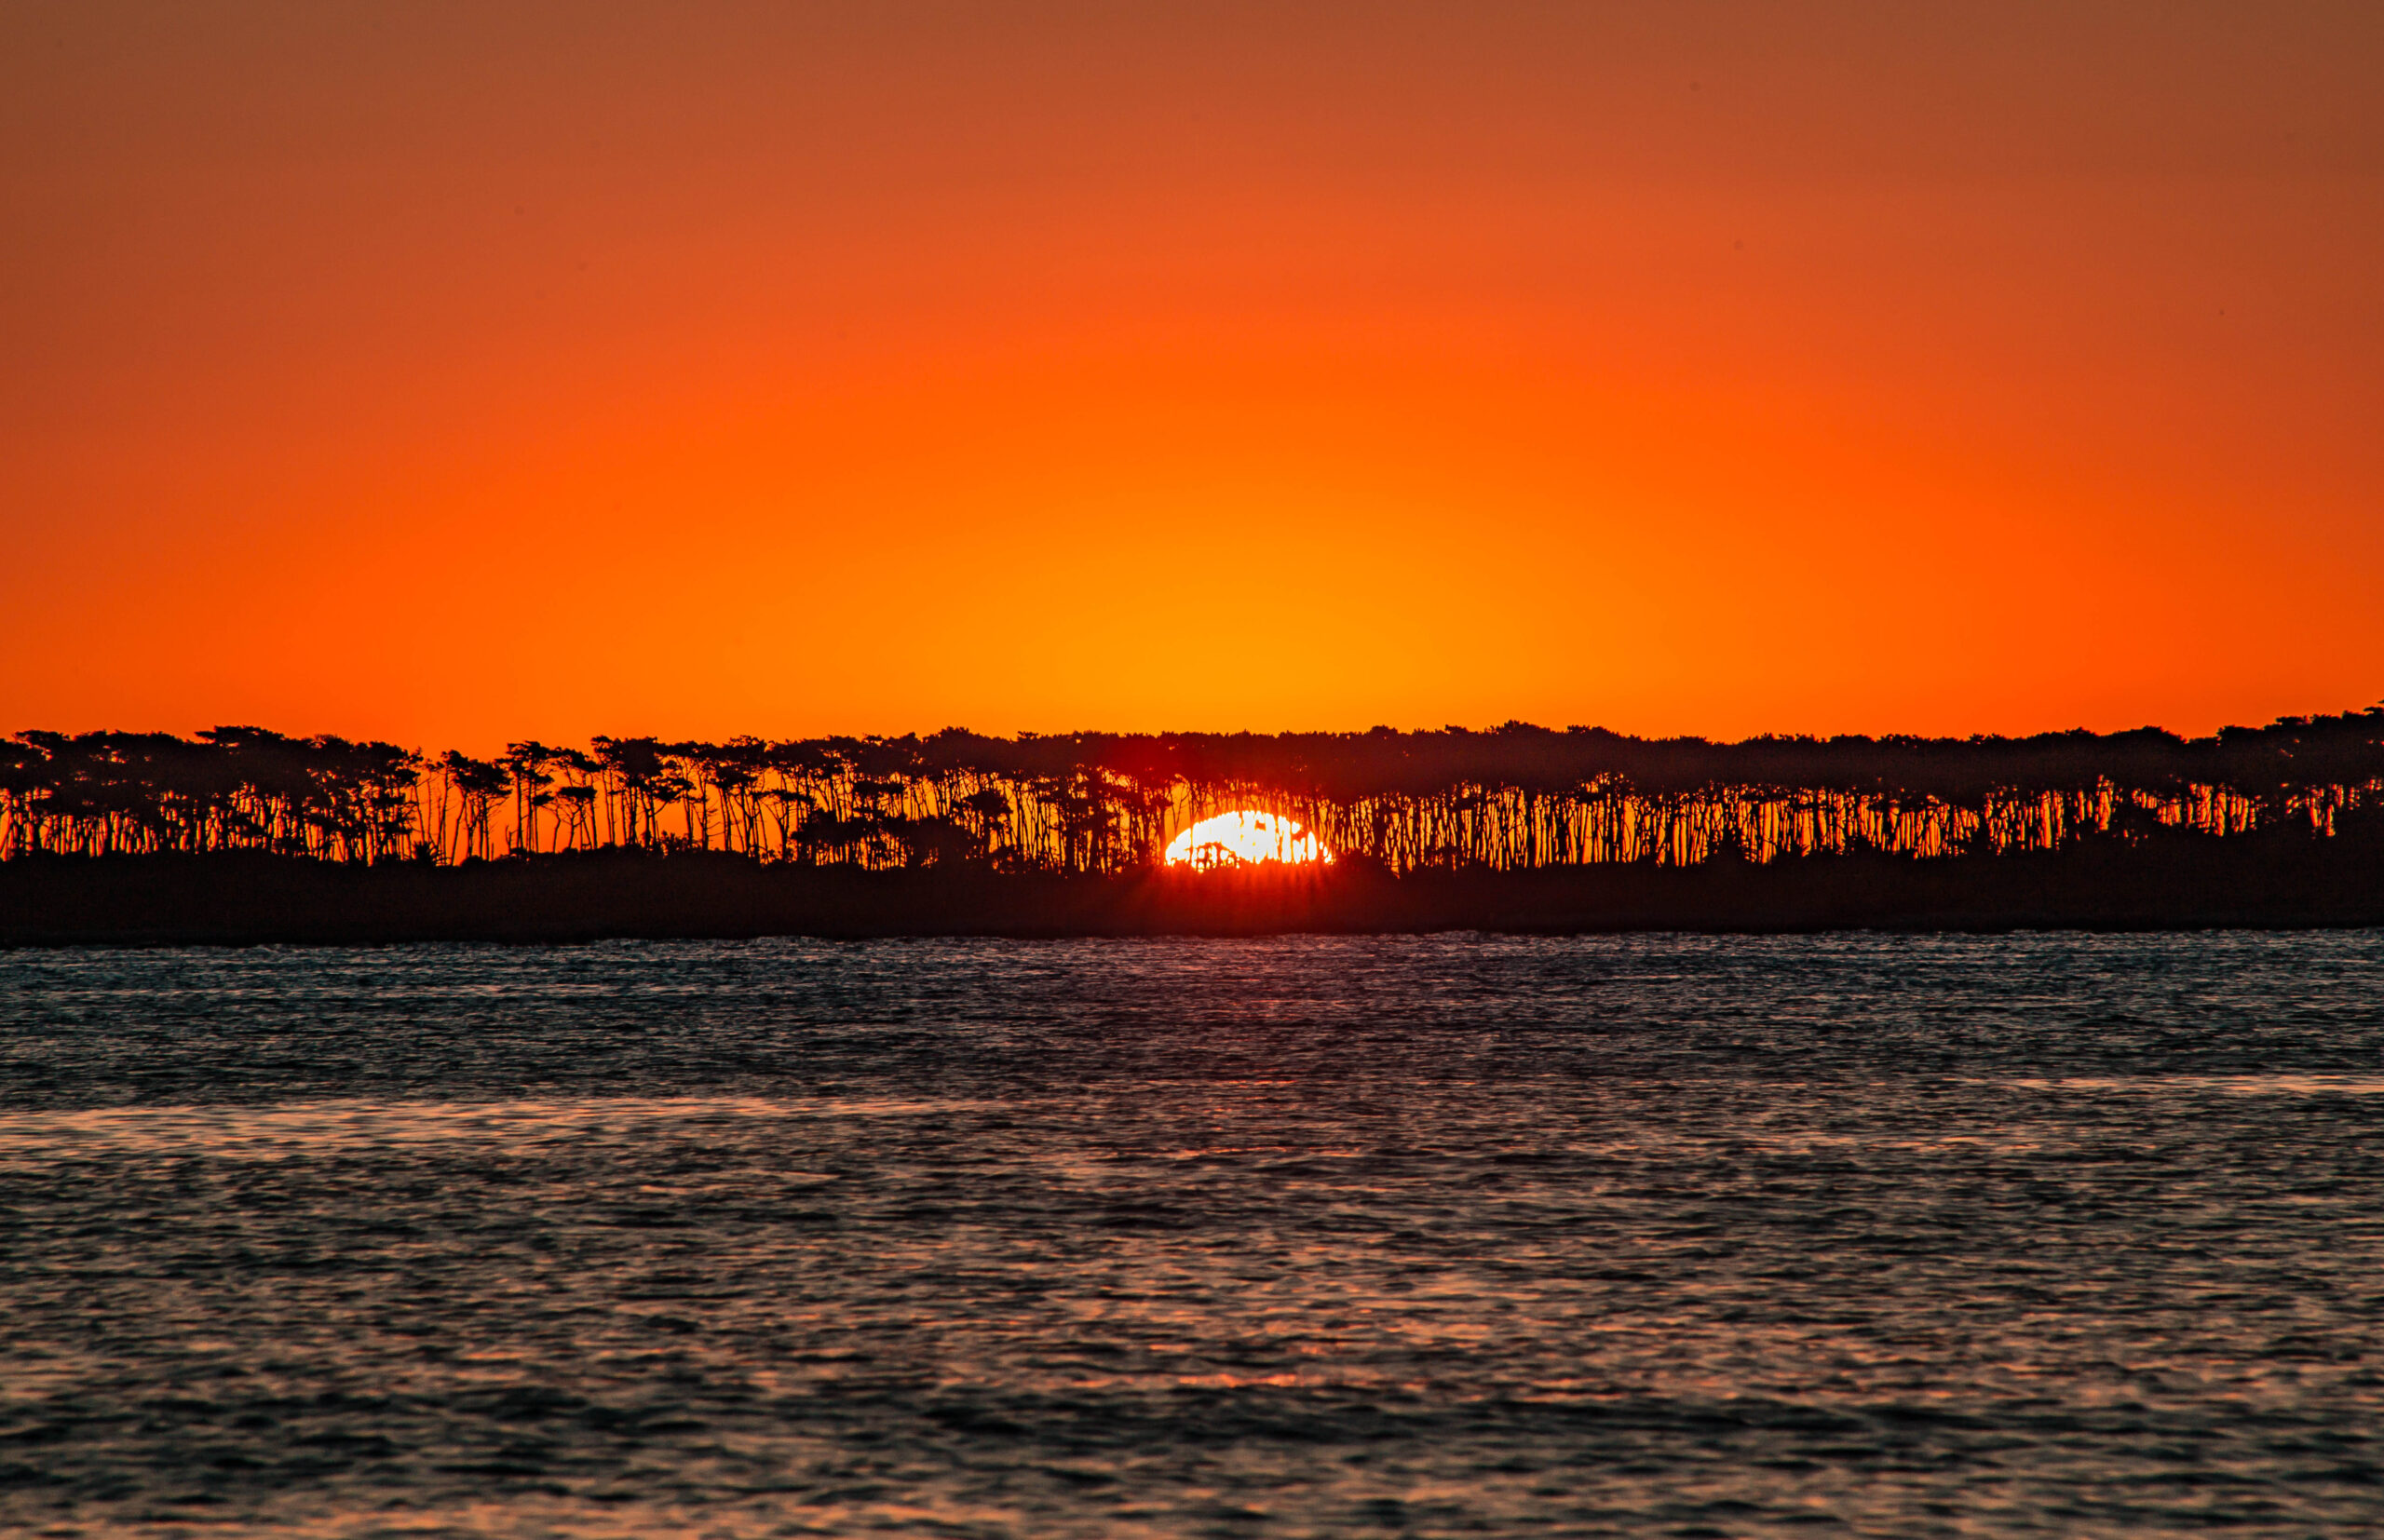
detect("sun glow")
(1163, 810), (1334, 870)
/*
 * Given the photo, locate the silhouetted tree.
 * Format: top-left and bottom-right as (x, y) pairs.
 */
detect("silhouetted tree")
(11, 705), (2383, 872)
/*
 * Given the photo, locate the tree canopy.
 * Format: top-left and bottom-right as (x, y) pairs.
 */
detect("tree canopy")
(6, 708), (2379, 871)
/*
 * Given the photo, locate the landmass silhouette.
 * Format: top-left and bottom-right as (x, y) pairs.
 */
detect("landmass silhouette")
(5, 709), (2379, 940)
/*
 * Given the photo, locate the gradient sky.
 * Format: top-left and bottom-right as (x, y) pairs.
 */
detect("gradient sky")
(6, 2), (2380, 748)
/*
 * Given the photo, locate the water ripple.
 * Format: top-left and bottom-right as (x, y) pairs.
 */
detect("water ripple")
(0, 932), (2377, 1535)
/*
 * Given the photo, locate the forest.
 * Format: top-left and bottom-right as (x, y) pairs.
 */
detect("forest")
(5, 708), (2380, 873)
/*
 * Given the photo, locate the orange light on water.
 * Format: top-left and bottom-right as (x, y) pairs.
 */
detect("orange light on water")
(1164, 811), (1334, 871)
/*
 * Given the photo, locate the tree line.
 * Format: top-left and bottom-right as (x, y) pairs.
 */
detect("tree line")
(4, 709), (2379, 871)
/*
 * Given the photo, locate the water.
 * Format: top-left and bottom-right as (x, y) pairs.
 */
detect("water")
(1, 933), (2381, 1537)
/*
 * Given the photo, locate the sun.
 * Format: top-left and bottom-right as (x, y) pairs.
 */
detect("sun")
(1163, 810), (1334, 870)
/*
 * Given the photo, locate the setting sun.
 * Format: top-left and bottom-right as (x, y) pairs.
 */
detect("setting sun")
(1163, 811), (1334, 871)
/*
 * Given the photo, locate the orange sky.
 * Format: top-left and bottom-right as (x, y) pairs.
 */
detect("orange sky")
(6, 2), (2380, 748)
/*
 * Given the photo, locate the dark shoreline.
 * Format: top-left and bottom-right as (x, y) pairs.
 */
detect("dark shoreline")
(4, 840), (2381, 944)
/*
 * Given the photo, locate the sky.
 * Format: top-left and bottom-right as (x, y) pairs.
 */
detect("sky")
(5, 2), (2380, 748)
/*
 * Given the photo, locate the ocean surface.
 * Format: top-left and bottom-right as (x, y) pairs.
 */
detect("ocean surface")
(1, 933), (2380, 1537)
